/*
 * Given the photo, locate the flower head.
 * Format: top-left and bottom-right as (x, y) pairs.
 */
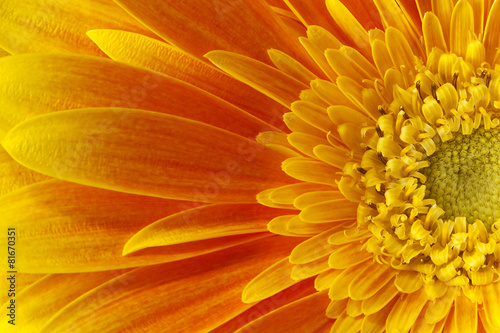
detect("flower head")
(1, 0), (500, 332)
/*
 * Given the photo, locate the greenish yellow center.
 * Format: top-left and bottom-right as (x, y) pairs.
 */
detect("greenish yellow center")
(423, 128), (500, 228)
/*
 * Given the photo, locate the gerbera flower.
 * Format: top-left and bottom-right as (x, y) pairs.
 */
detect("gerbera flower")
(1, 0), (500, 331)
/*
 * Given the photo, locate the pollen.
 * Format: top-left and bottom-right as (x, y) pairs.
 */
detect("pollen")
(424, 128), (500, 228)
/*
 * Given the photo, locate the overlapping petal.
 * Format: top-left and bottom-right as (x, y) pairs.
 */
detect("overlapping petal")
(0, 53), (274, 139)
(38, 236), (300, 332)
(0, 0), (156, 55)
(0, 179), (268, 273)
(2, 108), (293, 203)
(114, 0), (312, 66)
(87, 29), (287, 126)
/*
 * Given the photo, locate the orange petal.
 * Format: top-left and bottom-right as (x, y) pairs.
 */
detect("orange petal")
(2, 108), (293, 203)
(124, 204), (282, 254)
(243, 257), (298, 303)
(114, 0), (310, 66)
(0, 53), (273, 139)
(211, 278), (317, 333)
(0, 0), (156, 56)
(235, 290), (333, 332)
(0, 179), (267, 273)
(206, 50), (308, 108)
(0, 270), (131, 331)
(38, 236), (299, 332)
(87, 29), (286, 127)
(285, 0), (338, 33)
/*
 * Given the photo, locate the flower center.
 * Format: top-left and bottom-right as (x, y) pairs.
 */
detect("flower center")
(423, 128), (500, 228)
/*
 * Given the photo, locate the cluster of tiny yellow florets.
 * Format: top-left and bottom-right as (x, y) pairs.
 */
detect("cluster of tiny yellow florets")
(351, 48), (500, 287)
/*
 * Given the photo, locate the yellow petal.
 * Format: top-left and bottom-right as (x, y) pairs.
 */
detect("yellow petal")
(450, 0), (474, 58)
(348, 261), (396, 300)
(287, 132), (329, 157)
(330, 310), (363, 333)
(431, 0), (454, 47)
(452, 290), (478, 333)
(422, 12), (447, 55)
(483, 0), (500, 62)
(375, 0), (424, 57)
(425, 286), (456, 324)
(291, 256), (330, 280)
(328, 242), (372, 269)
(299, 199), (358, 223)
(291, 101), (332, 132)
(293, 190), (344, 210)
(325, 0), (371, 58)
(123, 204), (280, 254)
(268, 48), (317, 84)
(395, 270), (424, 293)
(362, 277), (399, 315)
(386, 288), (429, 333)
(87, 29), (286, 126)
(481, 282), (500, 329)
(386, 26), (417, 74)
(329, 262), (365, 300)
(3, 108), (293, 203)
(242, 257), (296, 303)
(0, 53), (272, 139)
(282, 157), (341, 185)
(0, 0), (156, 55)
(289, 226), (344, 264)
(207, 50), (308, 108)
(0, 146), (50, 196)
(268, 182), (334, 205)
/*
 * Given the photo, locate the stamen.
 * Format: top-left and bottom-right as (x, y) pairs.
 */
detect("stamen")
(375, 125), (384, 137)
(357, 167), (367, 174)
(400, 106), (410, 120)
(452, 72), (459, 89)
(485, 72), (492, 87)
(378, 105), (387, 115)
(431, 82), (438, 101)
(376, 183), (386, 195)
(377, 151), (388, 164)
(416, 80), (423, 100)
